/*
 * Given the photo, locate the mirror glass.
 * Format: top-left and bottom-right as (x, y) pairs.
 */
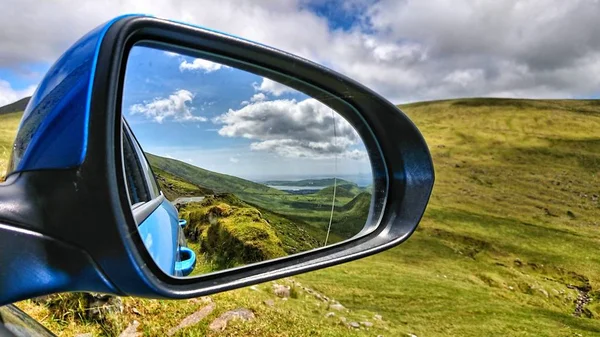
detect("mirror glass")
(122, 45), (373, 277)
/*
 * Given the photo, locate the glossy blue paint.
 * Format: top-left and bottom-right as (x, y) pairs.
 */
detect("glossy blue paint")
(7, 15), (139, 175)
(179, 219), (187, 228)
(137, 200), (180, 275)
(175, 247), (196, 277)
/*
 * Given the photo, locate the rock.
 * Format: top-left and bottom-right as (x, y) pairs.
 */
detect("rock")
(325, 312), (336, 318)
(349, 322), (360, 328)
(539, 288), (549, 298)
(508, 286), (514, 290)
(273, 283), (291, 298)
(408, 334), (418, 337)
(339, 317), (347, 323)
(209, 308), (255, 331)
(329, 302), (346, 311)
(132, 307), (141, 316)
(263, 299), (275, 307)
(361, 321), (374, 327)
(75, 334), (93, 337)
(250, 285), (260, 291)
(87, 293), (123, 320)
(167, 302), (215, 336)
(374, 314), (383, 320)
(118, 320), (141, 337)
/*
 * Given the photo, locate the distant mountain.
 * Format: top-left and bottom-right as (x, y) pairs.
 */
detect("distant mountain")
(264, 178), (354, 187)
(0, 96), (30, 115)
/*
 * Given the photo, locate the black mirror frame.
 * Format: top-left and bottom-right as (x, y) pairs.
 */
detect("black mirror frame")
(0, 15), (434, 304)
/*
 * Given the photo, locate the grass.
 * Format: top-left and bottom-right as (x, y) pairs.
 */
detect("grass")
(11, 97), (600, 336)
(148, 152), (370, 241)
(0, 111), (22, 177)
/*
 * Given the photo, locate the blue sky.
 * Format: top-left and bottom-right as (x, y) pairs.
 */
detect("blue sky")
(123, 46), (372, 182)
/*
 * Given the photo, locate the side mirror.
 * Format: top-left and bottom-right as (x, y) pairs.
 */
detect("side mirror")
(0, 15), (434, 305)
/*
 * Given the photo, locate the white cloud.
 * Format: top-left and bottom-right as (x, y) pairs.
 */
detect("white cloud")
(229, 157), (239, 163)
(0, 80), (35, 107)
(129, 89), (207, 123)
(2, 0), (600, 104)
(253, 78), (295, 96)
(214, 98), (366, 159)
(250, 93), (266, 102)
(179, 58), (226, 73)
(240, 100), (249, 106)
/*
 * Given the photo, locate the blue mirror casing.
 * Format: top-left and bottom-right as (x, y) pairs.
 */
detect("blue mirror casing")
(0, 15), (434, 305)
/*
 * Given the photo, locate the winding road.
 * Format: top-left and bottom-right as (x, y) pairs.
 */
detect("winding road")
(172, 196), (205, 205)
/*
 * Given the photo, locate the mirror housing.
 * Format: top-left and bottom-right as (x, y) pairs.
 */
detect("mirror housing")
(0, 15), (434, 305)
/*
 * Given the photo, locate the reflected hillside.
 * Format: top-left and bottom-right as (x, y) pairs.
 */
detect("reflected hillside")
(147, 153), (371, 273)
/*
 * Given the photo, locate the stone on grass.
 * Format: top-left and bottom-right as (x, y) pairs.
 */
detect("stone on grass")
(263, 299), (275, 307)
(209, 308), (255, 331)
(325, 312), (336, 318)
(349, 321), (360, 328)
(273, 283), (291, 298)
(167, 302), (215, 336)
(329, 302), (346, 311)
(118, 320), (140, 337)
(361, 321), (373, 327)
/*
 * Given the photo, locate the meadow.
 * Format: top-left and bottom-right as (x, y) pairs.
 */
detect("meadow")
(5, 97), (600, 336)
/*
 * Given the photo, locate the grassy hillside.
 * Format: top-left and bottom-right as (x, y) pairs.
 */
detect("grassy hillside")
(0, 97), (29, 115)
(152, 166), (213, 201)
(0, 111), (22, 177)
(316, 183), (363, 198)
(12, 98), (600, 336)
(147, 153), (284, 199)
(149, 152), (369, 242)
(298, 98), (600, 336)
(179, 194), (320, 274)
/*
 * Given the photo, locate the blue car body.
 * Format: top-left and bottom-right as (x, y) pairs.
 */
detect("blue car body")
(7, 15), (195, 277)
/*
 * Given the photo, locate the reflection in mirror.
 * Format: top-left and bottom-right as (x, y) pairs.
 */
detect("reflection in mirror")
(122, 45), (373, 277)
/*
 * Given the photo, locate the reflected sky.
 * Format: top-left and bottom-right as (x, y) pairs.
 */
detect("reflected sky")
(123, 46), (371, 183)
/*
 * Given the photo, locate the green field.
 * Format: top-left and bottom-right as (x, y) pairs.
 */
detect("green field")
(8, 98), (600, 336)
(0, 111), (21, 177)
(149, 152), (370, 244)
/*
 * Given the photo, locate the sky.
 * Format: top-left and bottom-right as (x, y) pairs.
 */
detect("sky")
(123, 46), (371, 180)
(1, 0), (600, 179)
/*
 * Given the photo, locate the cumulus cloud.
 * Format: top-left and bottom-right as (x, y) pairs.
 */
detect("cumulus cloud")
(253, 78), (295, 96)
(129, 89), (207, 123)
(250, 93), (266, 102)
(0, 80), (35, 106)
(2, 0), (600, 104)
(214, 98), (366, 159)
(179, 59), (225, 73)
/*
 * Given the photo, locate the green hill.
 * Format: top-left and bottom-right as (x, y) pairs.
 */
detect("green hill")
(0, 111), (23, 177)
(0, 97), (29, 115)
(146, 153), (284, 203)
(316, 183), (362, 198)
(12, 97), (600, 336)
(264, 178), (353, 187)
(152, 167), (213, 201)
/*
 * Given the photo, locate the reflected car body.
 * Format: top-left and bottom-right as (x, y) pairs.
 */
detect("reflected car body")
(124, 122), (196, 277)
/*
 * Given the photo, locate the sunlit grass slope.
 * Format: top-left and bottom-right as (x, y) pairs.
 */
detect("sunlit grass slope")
(0, 111), (22, 177)
(13, 98), (600, 336)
